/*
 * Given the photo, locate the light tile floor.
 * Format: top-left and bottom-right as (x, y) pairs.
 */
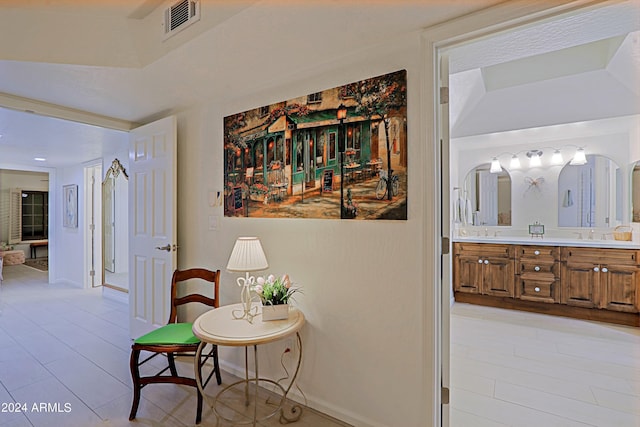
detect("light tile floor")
(0, 265), (350, 427)
(450, 302), (640, 427)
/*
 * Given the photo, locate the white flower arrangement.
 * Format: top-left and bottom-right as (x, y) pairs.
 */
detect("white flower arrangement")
(252, 274), (300, 306)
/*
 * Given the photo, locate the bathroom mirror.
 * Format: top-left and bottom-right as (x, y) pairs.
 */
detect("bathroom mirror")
(102, 158), (129, 292)
(558, 154), (621, 228)
(632, 161), (640, 223)
(462, 164), (512, 226)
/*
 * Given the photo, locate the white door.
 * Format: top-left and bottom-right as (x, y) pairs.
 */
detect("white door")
(128, 116), (178, 339)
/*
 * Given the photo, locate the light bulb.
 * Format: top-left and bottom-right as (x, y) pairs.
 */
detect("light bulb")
(528, 151), (541, 167)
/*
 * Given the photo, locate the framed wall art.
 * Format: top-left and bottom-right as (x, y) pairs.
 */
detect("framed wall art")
(63, 184), (78, 228)
(223, 69), (408, 220)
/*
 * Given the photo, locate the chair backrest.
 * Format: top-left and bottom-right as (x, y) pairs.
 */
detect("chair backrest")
(168, 268), (220, 324)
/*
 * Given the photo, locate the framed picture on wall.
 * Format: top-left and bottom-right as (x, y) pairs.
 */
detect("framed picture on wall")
(63, 184), (78, 228)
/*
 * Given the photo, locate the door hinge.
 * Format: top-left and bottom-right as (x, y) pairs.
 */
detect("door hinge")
(442, 237), (450, 255)
(90, 270), (95, 277)
(441, 387), (450, 405)
(440, 87), (449, 105)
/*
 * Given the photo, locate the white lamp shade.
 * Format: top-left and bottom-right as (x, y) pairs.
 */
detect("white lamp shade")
(226, 237), (269, 272)
(551, 150), (564, 165)
(490, 157), (502, 173)
(510, 155), (521, 169)
(570, 148), (587, 165)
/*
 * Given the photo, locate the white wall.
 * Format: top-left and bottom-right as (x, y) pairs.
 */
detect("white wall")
(175, 31), (426, 427)
(54, 165), (85, 287)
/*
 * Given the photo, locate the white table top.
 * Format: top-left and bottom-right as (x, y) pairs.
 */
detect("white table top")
(192, 303), (305, 347)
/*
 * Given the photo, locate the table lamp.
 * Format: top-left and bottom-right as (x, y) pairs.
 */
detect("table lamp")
(226, 237), (269, 322)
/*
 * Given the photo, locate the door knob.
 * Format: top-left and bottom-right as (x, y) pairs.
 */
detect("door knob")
(478, 259), (483, 264)
(534, 250), (540, 255)
(155, 244), (171, 252)
(593, 266), (600, 272)
(534, 266), (541, 272)
(534, 287), (541, 292)
(601, 267), (608, 273)
(484, 260), (489, 264)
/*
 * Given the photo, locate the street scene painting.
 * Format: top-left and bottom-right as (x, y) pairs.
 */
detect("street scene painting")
(223, 69), (407, 220)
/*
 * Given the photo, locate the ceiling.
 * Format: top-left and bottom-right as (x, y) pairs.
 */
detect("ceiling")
(0, 0), (638, 168)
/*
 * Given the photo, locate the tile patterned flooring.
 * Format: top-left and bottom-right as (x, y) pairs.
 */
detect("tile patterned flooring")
(1, 264), (638, 426)
(450, 303), (640, 427)
(0, 265), (349, 427)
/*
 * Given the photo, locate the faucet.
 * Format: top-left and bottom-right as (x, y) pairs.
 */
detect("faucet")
(484, 228), (489, 237)
(589, 229), (595, 240)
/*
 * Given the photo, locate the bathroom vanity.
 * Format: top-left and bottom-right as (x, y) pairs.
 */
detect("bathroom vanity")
(453, 238), (640, 326)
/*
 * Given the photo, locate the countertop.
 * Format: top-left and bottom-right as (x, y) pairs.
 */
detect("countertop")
(452, 236), (640, 249)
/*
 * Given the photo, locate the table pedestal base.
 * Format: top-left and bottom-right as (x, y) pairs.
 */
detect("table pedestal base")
(195, 333), (303, 426)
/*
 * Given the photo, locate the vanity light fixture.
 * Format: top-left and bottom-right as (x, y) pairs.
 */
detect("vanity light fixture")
(489, 157), (502, 173)
(526, 150), (543, 167)
(551, 149), (564, 165)
(570, 147), (587, 165)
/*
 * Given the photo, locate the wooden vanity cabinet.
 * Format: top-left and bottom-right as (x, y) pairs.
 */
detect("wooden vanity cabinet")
(561, 247), (640, 313)
(453, 243), (514, 297)
(515, 245), (560, 304)
(453, 242), (640, 326)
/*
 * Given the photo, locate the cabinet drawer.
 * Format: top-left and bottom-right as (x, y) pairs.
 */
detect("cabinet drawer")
(563, 247), (639, 266)
(518, 245), (559, 261)
(518, 262), (558, 275)
(517, 275), (559, 303)
(454, 242), (513, 258)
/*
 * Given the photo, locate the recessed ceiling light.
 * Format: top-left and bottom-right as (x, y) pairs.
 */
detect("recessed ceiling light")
(34, 157), (46, 162)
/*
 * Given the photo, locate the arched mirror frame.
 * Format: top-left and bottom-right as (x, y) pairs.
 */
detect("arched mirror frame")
(557, 154), (622, 228)
(632, 160), (640, 223)
(102, 158), (129, 293)
(461, 163), (512, 226)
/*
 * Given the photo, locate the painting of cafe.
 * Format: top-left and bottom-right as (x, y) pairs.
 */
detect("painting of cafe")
(223, 69), (407, 220)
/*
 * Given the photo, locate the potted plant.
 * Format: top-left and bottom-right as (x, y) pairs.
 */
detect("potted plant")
(253, 274), (300, 321)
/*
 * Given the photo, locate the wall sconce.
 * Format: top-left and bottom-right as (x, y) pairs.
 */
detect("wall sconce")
(526, 150), (543, 167)
(570, 147), (587, 165)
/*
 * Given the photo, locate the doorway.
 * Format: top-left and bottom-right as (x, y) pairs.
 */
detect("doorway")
(436, 1), (640, 427)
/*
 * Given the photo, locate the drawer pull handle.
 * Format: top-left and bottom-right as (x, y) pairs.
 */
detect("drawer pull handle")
(534, 250), (540, 255)
(601, 267), (608, 273)
(534, 266), (541, 272)
(534, 287), (541, 292)
(484, 260), (489, 265)
(593, 267), (600, 272)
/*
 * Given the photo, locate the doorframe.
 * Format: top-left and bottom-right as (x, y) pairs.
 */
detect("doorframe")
(83, 161), (102, 288)
(420, 1), (614, 425)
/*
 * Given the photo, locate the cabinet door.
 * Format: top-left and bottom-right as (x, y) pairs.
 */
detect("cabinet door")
(600, 265), (640, 313)
(561, 263), (599, 308)
(454, 255), (482, 294)
(481, 257), (514, 297)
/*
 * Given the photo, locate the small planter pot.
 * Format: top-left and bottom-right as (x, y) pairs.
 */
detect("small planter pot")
(261, 304), (289, 321)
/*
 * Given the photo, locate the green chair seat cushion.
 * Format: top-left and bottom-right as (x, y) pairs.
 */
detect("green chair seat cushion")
(134, 323), (200, 345)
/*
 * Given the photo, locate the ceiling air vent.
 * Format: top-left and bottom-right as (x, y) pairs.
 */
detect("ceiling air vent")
(163, 0), (200, 40)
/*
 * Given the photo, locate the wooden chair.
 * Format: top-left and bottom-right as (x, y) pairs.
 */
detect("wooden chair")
(129, 268), (222, 424)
